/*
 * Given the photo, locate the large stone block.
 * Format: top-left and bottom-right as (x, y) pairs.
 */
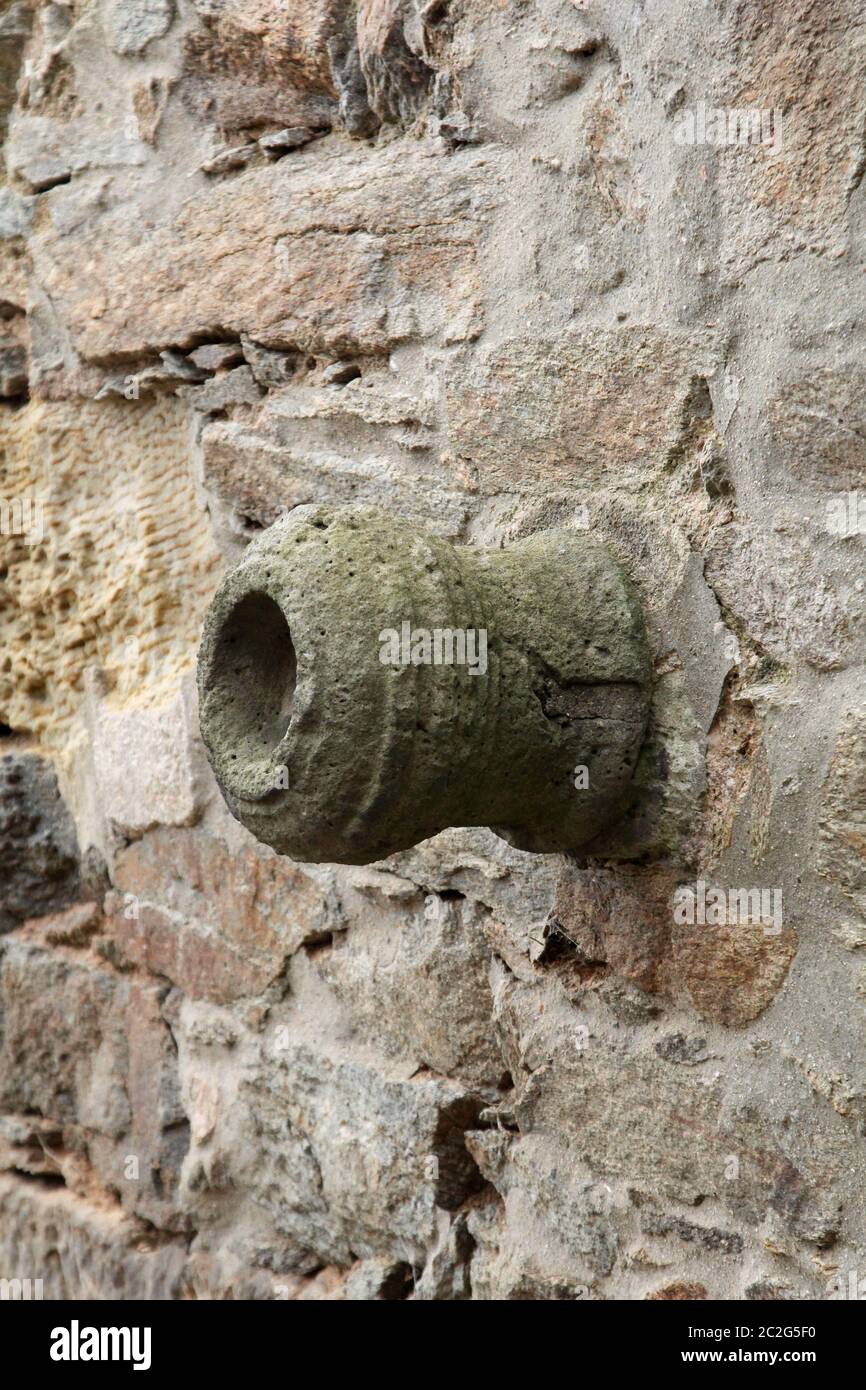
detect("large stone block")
(85, 680), (209, 840)
(198, 381), (471, 546)
(315, 888), (504, 1088)
(489, 969), (845, 1252)
(446, 329), (721, 495)
(31, 142), (491, 365)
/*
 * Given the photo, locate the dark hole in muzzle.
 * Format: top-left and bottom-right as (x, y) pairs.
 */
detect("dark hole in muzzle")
(205, 590), (296, 799)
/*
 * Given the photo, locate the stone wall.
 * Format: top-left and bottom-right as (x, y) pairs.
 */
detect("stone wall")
(0, 0), (864, 1300)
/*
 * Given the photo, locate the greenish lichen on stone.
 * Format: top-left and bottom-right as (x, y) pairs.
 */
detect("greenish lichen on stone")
(197, 506), (651, 864)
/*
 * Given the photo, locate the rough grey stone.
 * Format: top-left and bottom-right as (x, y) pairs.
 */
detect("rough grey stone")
(641, 1211), (744, 1256)
(0, 188), (35, 239)
(104, 0), (174, 57)
(211, 1039), (486, 1266)
(0, 754), (81, 931)
(259, 127), (323, 158)
(239, 337), (301, 390)
(0, 345), (26, 398)
(178, 366), (263, 412)
(315, 889), (504, 1087)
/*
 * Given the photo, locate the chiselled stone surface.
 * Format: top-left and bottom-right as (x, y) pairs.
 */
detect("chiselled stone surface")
(0, 397), (221, 742)
(197, 375), (470, 545)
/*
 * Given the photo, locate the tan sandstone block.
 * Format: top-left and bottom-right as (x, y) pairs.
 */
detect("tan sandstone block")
(0, 395), (221, 742)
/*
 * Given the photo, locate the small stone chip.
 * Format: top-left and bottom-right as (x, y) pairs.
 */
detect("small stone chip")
(188, 342), (245, 372)
(200, 145), (255, 176)
(259, 127), (323, 158)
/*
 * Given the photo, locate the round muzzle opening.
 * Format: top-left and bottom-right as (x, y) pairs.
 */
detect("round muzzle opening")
(204, 590), (297, 801)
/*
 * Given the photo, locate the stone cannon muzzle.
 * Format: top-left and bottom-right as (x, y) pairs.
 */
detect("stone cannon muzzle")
(197, 507), (651, 864)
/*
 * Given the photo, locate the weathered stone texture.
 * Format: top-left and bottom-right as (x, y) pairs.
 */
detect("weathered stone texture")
(0, 752), (81, 929)
(0, 0), (864, 1300)
(31, 142), (489, 370)
(0, 931), (188, 1229)
(0, 396), (221, 741)
(818, 704), (866, 944)
(107, 825), (336, 1003)
(446, 329), (721, 495)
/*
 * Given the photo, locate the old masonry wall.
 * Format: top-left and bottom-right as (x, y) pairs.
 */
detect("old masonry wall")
(0, 0), (864, 1300)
